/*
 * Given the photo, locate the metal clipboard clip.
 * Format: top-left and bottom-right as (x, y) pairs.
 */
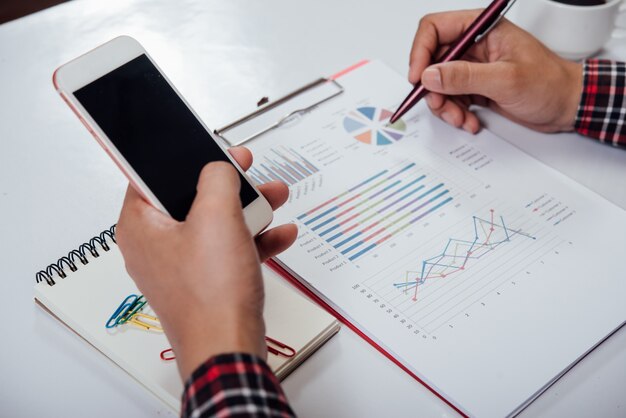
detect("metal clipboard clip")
(215, 77), (344, 146)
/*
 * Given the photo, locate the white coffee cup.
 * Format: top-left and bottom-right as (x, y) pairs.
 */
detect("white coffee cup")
(510, 0), (626, 60)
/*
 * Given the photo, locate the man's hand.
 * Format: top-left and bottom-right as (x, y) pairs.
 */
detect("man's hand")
(410, 10), (583, 134)
(116, 147), (297, 381)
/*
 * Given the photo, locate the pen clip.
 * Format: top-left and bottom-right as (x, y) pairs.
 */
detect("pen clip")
(475, 0), (517, 43)
(265, 336), (297, 358)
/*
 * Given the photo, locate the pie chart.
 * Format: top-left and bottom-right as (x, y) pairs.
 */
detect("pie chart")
(343, 106), (407, 146)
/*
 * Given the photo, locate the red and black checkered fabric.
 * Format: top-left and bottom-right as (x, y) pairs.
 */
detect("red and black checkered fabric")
(182, 353), (296, 418)
(575, 59), (626, 146)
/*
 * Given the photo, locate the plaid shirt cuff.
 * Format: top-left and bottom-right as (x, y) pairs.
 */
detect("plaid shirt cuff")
(182, 353), (296, 418)
(575, 59), (626, 146)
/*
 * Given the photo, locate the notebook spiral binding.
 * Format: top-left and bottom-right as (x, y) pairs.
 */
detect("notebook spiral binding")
(35, 225), (117, 286)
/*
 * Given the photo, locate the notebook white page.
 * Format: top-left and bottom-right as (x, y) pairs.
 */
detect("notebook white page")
(35, 245), (339, 412)
(242, 60), (626, 417)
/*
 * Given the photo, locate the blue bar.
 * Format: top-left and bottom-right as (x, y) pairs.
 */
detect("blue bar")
(409, 197), (453, 224)
(334, 231), (363, 249)
(341, 240), (366, 255)
(326, 230), (345, 242)
(319, 223), (341, 237)
(398, 183), (443, 212)
(311, 216), (337, 231)
(278, 159), (304, 180)
(293, 161), (313, 176)
(297, 169), (389, 221)
(349, 243), (378, 260)
(348, 170), (388, 193)
(270, 149), (308, 178)
(379, 184), (425, 213)
(410, 190), (449, 213)
(253, 168), (272, 183)
(262, 163), (292, 185)
(382, 175), (425, 201)
(305, 205), (339, 226)
(369, 180), (401, 200)
(347, 196), (453, 262)
(388, 163), (416, 179)
(289, 148), (319, 172)
(272, 162), (298, 184)
(266, 171), (281, 183)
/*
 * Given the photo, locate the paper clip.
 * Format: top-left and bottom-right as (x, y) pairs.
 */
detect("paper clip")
(127, 312), (163, 332)
(116, 296), (146, 325)
(160, 348), (176, 361)
(106, 294), (139, 328)
(158, 337), (295, 361)
(265, 336), (296, 358)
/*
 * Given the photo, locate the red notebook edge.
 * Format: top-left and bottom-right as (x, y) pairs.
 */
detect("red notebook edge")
(265, 259), (466, 417)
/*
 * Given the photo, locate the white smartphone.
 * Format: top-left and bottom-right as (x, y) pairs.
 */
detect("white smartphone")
(53, 36), (273, 234)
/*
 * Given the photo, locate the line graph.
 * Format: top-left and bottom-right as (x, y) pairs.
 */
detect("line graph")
(359, 207), (557, 333)
(393, 209), (536, 301)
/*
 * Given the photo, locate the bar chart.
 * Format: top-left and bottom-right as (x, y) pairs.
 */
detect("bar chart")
(296, 162), (453, 261)
(248, 146), (319, 186)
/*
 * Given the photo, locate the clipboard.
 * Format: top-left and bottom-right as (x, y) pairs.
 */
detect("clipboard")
(214, 59), (466, 418)
(214, 60), (373, 147)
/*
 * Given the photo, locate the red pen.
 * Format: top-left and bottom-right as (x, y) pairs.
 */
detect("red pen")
(389, 0), (517, 124)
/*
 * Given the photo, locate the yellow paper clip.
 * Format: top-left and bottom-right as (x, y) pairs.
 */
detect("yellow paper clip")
(128, 313), (163, 332)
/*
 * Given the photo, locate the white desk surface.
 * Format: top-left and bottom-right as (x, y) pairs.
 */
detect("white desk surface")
(1, 1), (625, 416)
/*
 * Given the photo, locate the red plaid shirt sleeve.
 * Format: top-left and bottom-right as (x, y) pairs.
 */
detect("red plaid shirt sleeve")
(575, 59), (626, 146)
(181, 353), (296, 418)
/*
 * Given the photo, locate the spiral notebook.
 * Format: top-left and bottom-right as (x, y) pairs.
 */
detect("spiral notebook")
(33, 226), (340, 412)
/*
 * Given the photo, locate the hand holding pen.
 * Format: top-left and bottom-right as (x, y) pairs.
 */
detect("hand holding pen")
(393, 5), (583, 134)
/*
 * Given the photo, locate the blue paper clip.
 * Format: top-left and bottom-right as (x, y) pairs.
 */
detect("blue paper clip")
(106, 294), (139, 328)
(116, 296), (146, 325)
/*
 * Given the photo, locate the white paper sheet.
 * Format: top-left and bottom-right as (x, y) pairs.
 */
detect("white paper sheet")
(243, 60), (626, 417)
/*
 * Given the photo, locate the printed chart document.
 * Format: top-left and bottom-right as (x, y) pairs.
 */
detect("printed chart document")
(242, 61), (626, 417)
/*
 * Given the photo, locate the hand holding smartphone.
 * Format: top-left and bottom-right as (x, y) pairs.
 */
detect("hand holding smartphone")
(53, 36), (273, 234)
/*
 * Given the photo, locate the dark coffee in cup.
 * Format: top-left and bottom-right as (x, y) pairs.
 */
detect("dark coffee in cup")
(550, 0), (606, 5)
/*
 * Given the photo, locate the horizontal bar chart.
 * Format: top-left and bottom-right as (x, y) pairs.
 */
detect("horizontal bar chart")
(297, 162), (454, 261)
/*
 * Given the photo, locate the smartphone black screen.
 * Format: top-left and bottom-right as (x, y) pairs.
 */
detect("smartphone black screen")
(74, 54), (258, 221)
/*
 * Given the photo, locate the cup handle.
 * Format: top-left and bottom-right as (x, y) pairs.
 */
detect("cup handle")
(613, 0), (626, 38)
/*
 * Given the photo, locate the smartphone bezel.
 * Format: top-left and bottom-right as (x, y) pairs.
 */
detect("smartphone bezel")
(53, 36), (273, 235)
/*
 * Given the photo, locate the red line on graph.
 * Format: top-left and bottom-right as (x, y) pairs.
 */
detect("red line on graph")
(411, 209), (495, 301)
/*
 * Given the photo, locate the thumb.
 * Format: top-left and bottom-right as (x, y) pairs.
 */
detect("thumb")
(421, 61), (510, 101)
(187, 161), (243, 222)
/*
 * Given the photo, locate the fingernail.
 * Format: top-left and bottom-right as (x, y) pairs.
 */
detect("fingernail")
(441, 112), (455, 126)
(422, 67), (442, 90)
